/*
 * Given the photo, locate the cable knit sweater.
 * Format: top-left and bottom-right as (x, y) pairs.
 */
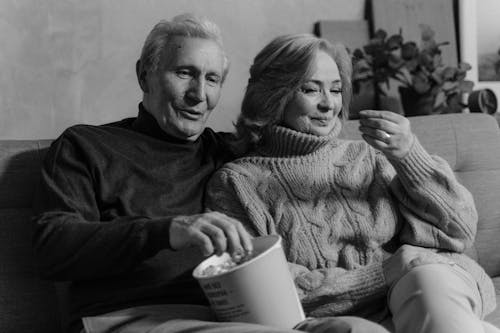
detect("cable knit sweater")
(205, 120), (496, 319)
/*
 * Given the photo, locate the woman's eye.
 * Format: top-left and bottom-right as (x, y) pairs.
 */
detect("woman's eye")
(330, 89), (342, 94)
(300, 87), (319, 94)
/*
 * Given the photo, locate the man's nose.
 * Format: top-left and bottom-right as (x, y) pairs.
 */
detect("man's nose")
(187, 78), (206, 103)
(318, 90), (334, 112)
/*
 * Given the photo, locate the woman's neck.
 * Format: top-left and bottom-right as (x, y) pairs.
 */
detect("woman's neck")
(257, 120), (342, 157)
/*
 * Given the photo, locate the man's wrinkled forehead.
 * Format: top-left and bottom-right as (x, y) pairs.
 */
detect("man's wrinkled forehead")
(160, 36), (225, 71)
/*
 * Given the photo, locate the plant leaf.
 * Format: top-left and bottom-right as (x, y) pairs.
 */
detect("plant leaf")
(386, 34), (403, 50)
(420, 24), (435, 41)
(434, 91), (447, 108)
(413, 72), (431, 93)
(458, 62), (472, 71)
(458, 80), (474, 93)
(353, 48), (364, 59)
(374, 29), (387, 41)
(401, 42), (418, 60)
(442, 81), (458, 92)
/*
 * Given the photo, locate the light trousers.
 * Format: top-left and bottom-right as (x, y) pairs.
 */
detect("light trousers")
(81, 305), (388, 333)
(385, 263), (500, 333)
(82, 263), (499, 333)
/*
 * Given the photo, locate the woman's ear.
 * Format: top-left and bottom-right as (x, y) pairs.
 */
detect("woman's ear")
(136, 60), (149, 93)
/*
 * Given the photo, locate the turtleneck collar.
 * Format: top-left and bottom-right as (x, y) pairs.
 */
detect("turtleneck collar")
(257, 119), (342, 157)
(131, 103), (201, 144)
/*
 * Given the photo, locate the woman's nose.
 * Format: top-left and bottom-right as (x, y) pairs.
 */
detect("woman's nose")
(318, 91), (334, 112)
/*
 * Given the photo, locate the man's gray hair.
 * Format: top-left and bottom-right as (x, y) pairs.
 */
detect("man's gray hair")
(138, 13), (229, 81)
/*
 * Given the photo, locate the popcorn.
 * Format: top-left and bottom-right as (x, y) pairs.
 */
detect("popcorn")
(201, 250), (254, 277)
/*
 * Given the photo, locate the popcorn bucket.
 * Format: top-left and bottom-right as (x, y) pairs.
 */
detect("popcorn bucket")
(192, 235), (305, 328)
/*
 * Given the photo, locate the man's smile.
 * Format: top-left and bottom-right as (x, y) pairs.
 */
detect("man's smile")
(177, 108), (205, 120)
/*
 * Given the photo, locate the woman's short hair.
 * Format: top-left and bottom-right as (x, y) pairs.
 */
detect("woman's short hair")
(236, 33), (352, 147)
(138, 13), (229, 82)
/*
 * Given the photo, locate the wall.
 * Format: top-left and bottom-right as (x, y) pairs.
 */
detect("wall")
(0, 0), (364, 140)
(476, 0), (500, 56)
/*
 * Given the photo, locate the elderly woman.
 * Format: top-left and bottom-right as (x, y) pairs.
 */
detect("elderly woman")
(206, 34), (498, 333)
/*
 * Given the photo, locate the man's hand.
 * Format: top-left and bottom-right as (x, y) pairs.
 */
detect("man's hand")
(383, 244), (454, 287)
(169, 212), (253, 257)
(358, 110), (415, 159)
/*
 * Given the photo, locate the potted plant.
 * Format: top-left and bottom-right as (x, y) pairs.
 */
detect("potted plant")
(352, 25), (474, 116)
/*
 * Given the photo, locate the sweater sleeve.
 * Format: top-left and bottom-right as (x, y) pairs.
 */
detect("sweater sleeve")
(32, 132), (172, 281)
(206, 167), (388, 316)
(377, 136), (478, 252)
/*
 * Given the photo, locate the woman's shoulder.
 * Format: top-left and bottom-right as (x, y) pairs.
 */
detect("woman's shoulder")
(217, 155), (270, 177)
(209, 156), (273, 194)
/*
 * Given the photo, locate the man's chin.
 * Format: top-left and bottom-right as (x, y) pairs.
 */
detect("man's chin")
(176, 123), (205, 141)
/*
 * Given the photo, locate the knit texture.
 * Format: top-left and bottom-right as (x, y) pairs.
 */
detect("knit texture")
(206, 122), (496, 318)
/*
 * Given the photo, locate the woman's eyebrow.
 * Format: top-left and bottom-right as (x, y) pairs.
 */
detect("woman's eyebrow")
(308, 79), (341, 84)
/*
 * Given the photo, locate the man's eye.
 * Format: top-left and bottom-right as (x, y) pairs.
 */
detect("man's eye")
(330, 89), (342, 94)
(176, 70), (192, 78)
(207, 75), (221, 85)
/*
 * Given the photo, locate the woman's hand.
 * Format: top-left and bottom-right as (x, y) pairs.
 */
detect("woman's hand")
(383, 244), (454, 287)
(358, 110), (415, 159)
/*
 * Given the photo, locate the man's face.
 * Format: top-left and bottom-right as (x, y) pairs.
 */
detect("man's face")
(143, 37), (225, 141)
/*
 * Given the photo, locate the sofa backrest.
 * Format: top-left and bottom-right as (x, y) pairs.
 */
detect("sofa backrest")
(0, 140), (61, 333)
(342, 113), (500, 278)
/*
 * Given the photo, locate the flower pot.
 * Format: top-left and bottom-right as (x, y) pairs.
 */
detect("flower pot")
(398, 87), (435, 116)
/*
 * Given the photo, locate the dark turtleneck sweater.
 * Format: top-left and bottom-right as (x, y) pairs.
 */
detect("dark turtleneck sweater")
(32, 104), (236, 331)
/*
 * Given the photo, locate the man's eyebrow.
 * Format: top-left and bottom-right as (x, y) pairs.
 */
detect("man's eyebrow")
(173, 65), (197, 70)
(207, 71), (222, 78)
(172, 65), (222, 77)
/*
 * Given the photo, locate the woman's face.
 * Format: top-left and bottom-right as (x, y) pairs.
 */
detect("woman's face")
(283, 50), (342, 136)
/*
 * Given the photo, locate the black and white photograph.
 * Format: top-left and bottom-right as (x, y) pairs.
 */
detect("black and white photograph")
(2, 1), (500, 333)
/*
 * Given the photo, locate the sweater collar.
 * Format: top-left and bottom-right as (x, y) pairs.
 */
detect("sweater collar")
(257, 119), (342, 157)
(132, 103), (201, 144)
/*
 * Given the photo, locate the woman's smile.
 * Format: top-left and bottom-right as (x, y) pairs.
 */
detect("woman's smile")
(310, 117), (333, 126)
(282, 50), (342, 136)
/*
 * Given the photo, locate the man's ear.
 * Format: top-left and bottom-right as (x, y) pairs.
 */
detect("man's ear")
(136, 60), (149, 93)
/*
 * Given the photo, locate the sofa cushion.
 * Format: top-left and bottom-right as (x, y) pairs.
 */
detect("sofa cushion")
(0, 139), (59, 333)
(0, 140), (51, 209)
(0, 207), (60, 333)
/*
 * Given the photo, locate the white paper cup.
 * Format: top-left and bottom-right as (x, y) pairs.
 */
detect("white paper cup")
(192, 235), (305, 328)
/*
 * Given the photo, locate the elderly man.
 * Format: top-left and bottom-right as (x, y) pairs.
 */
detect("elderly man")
(33, 14), (388, 333)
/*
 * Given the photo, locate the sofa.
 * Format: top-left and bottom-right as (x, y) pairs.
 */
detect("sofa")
(1, 113), (500, 333)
